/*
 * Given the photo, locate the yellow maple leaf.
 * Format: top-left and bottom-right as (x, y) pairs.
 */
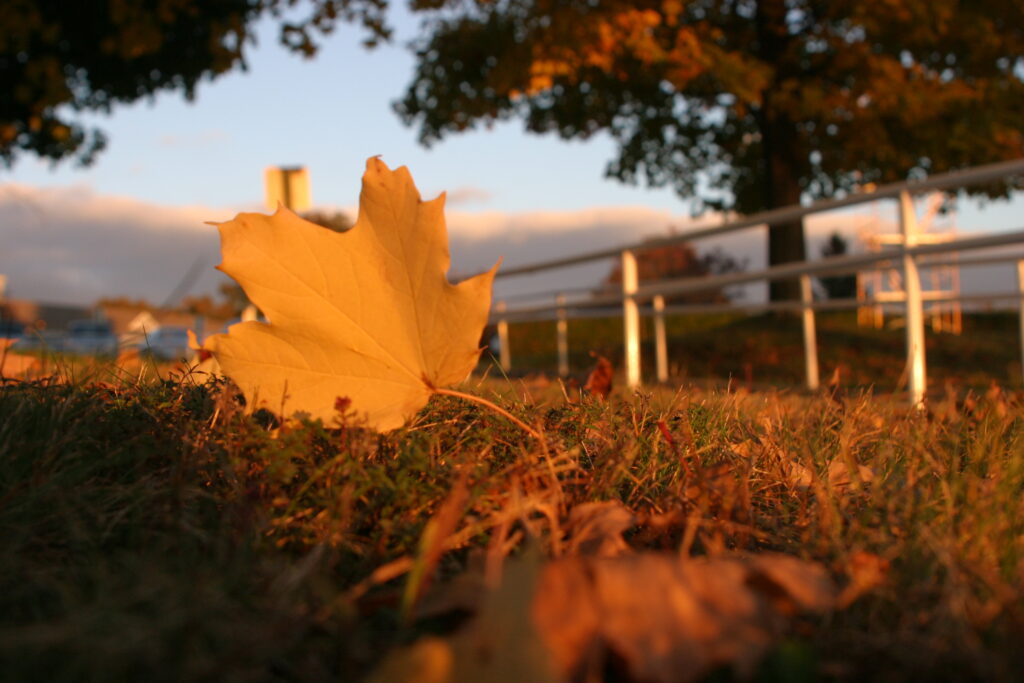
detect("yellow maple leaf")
(204, 157), (498, 431)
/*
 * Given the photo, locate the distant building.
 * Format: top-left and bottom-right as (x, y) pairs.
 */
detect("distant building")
(99, 302), (231, 343)
(265, 166), (312, 211)
(0, 295), (231, 345)
(0, 298), (92, 332)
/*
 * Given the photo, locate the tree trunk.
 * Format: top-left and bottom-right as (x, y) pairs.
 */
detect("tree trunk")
(756, 0), (807, 302)
(763, 119), (805, 301)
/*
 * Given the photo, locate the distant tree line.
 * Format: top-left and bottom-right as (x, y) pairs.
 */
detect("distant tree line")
(601, 238), (746, 304)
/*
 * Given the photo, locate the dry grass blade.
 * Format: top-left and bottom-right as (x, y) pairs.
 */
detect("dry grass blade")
(402, 473), (472, 620)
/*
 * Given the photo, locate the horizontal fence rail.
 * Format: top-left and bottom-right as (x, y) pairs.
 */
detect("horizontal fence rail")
(486, 158), (1024, 404)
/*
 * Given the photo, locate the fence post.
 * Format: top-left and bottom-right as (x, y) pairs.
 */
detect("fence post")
(800, 274), (820, 391)
(1018, 260), (1024, 387)
(899, 190), (927, 406)
(496, 300), (511, 372)
(622, 249), (642, 388)
(653, 295), (669, 383)
(556, 293), (569, 377)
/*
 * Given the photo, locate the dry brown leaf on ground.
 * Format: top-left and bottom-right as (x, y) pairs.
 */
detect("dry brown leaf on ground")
(837, 551), (890, 608)
(380, 550), (836, 683)
(370, 549), (559, 683)
(782, 459), (816, 490)
(114, 347), (142, 374)
(202, 158), (498, 431)
(683, 461), (751, 526)
(533, 553), (836, 682)
(0, 355), (38, 379)
(0, 340), (39, 379)
(563, 501), (635, 557)
(782, 458), (874, 493)
(827, 459), (875, 491)
(185, 329), (221, 378)
(583, 353), (614, 399)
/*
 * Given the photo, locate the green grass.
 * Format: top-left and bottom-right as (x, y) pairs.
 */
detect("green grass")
(1, 361), (1023, 680)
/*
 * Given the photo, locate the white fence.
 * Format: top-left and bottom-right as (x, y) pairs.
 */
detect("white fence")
(488, 159), (1024, 404)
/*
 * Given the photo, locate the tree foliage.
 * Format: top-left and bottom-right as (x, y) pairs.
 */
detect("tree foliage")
(602, 239), (745, 304)
(301, 208), (354, 233)
(397, 0), (1024, 297)
(0, 0), (387, 168)
(182, 288), (242, 320)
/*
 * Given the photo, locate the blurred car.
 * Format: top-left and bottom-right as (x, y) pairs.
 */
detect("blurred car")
(0, 319), (26, 341)
(13, 329), (66, 352)
(137, 325), (194, 361)
(64, 319), (119, 356)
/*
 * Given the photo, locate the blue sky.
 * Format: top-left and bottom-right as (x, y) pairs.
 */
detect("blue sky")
(6, 14), (687, 215)
(2, 12), (1023, 307)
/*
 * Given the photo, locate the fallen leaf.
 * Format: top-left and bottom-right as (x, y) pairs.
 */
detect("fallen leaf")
(827, 460), (875, 491)
(533, 552), (836, 682)
(368, 637), (453, 683)
(203, 158), (498, 430)
(745, 552), (836, 614)
(583, 353), (614, 399)
(1, 341), (39, 379)
(383, 549), (835, 683)
(837, 551), (889, 608)
(782, 459), (874, 494)
(371, 549), (559, 683)
(683, 461), (750, 525)
(185, 329), (221, 378)
(114, 347), (141, 370)
(782, 459), (816, 490)
(563, 501), (635, 557)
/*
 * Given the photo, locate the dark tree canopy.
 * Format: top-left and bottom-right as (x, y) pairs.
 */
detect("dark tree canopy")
(0, 0), (387, 168)
(396, 0), (1024, 298)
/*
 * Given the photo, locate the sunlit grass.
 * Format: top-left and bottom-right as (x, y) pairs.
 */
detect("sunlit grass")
(1, 364), (1022, 680)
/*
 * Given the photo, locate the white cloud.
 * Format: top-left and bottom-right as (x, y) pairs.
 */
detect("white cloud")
(445, 205), (901, 302)
(0, 184), (236, 306)
(0, 184), (1014, 309)
(443, 186), (493, 207)
(445, 205), (687, 300)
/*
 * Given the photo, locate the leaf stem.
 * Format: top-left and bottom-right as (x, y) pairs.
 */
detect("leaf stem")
(433, 387), (544, 442)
